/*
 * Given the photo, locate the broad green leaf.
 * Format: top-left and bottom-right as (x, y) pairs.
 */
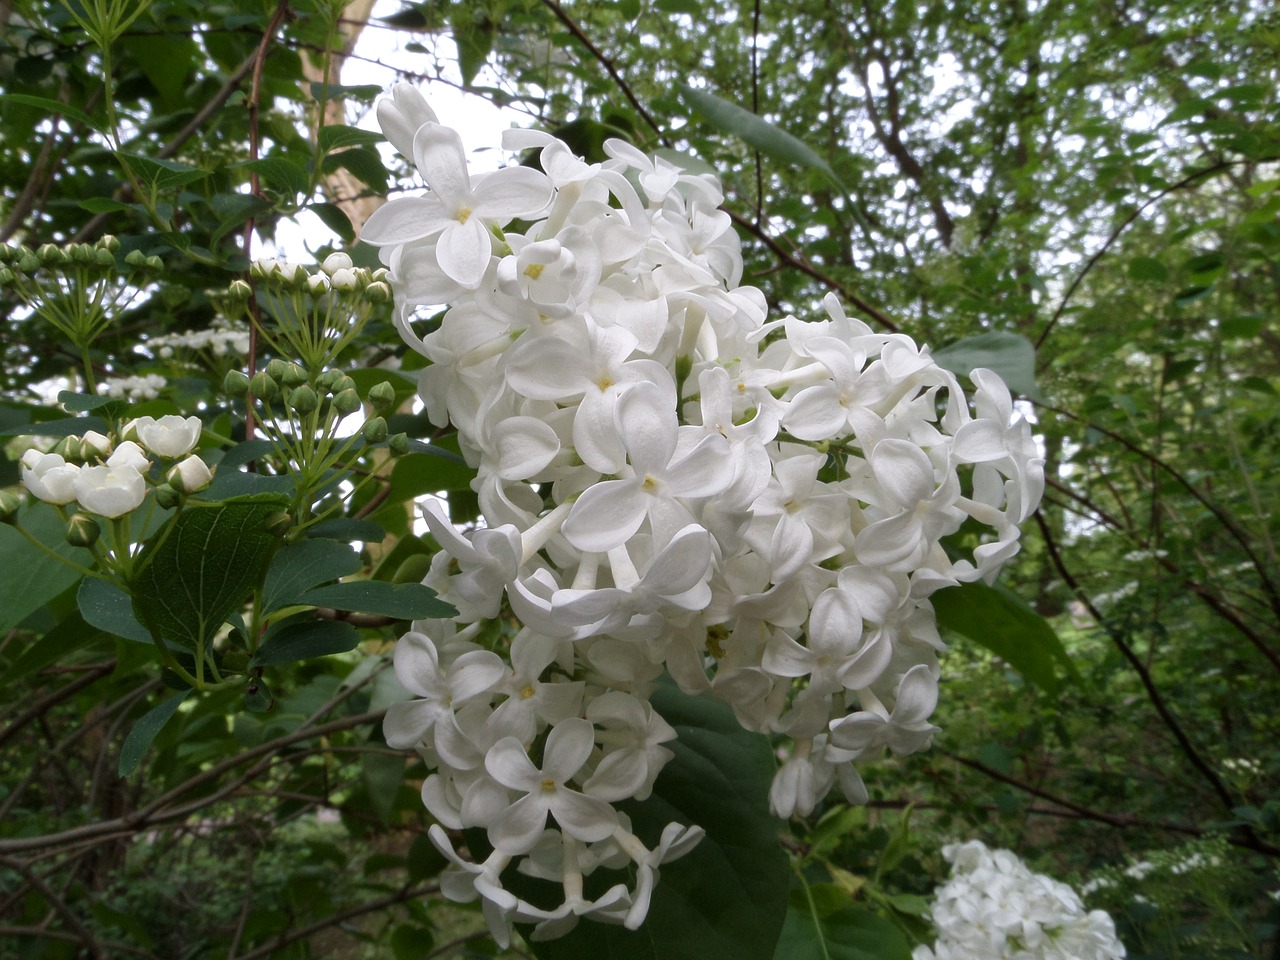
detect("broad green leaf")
(199, 468), (295, 501)
(57, 390), (125, 415)
(931, 581), (1077, 695)
(932, 331), (1040, 401)
(0, 505), (84, 635)
(362, 748), (408, 822)
(306, 517), (388, 543)
(322, 145), (389, 194)
(131, 495), (290, 651)
(451, 11), (496, 88)
(309, 201), (355, 243)
(119, 689), (192, 777)
(251, 619), (360, 666)
(5, 613), (109, 685)
(0, 93), (103, 130)
(774, 898), (913, 960)
(384, 451), (477, 504)
(525, 680), (790, 960)
(235, 155), (311, 197)
(261, 538), (362, 613)
(79, 197), (137, 215)
(317, 124), (384, 154)
(120, 33), (197, 109)
(298, 580), (455, 620)
(119, 153), (208, 191)
(1, 416), (109, 438)
(78, 576), (151, 643)
(309, 81), (385, 103)
(679, 85), (843, 189)
(1127, 256), (1168, 283)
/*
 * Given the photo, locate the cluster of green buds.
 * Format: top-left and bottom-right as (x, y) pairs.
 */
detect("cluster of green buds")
(0, 237), (164, 388)
(236, 253), (391, 378)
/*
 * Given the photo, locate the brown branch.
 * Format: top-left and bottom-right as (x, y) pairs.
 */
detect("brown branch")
(1033, 511), (1247, 822)
(0, 661), (115, 751)
(0, 856), (107, 959)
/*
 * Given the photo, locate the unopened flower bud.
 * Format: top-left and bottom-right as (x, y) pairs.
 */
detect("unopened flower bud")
(0, 267), (13, 286)
(37, 243), (64, 264)
(69, 243), (94, 264)
(0, 489), (22, 523)
(98, 235), (121, 254)
(53, 436), (81, 460)
(263, 510), (293, 537)
(227, 279), (253, 302)
(362, 416), (388, 444)
(364, 280), (392, 303)
(17, 253), (41, 273)
(280, 363), (307, 387)
(223, 369), (251, 396)
(333, 388), (361, 415)
(152, 483), (182, 509)
(168, 455), (213, 494)
(322, 252), (353, 274)
(66, 513), (101, 548)
(288, 384), (319, 414)
(307, 273), (331, 295)
(265, 359), (289, 380)
(329, 267), (358, 291)
(144, 255), (163, 272)
(367, 380), (396, 410)
(388, 432), (410, 455)
(94, 248), (115, 268)
(125, 249), (149, 268)
(316, 369), (342, 391)
(249, 371), (279, 401)
(80, 430), (113, 461)
(333, 375), (356, 395)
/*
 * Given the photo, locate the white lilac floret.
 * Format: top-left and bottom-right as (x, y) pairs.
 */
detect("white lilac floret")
(365, 83), (1045, 940)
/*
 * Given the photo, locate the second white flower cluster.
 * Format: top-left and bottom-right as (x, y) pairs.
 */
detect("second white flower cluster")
(21, 415), (209, 519)
(364, 84), (1045, 942)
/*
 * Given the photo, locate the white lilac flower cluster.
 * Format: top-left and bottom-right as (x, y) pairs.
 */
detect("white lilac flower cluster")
(100, 373), (167, 400)
(141, 315), (250, 361)
(20, 415), (209, 519)
(914, 841), (1126, 960)
(363, 83), (1044, 943)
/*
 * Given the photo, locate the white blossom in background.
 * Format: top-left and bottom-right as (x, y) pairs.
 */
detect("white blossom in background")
(914, 840), (1126, 960)
(365, 81), (1045, 941)
(100, 373), (167, 400)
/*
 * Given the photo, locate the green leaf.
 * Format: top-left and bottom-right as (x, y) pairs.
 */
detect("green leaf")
(306, 517), (387, 543)
(297, 580), (455, 620)
(773, 899), (913, 960)
(78, 576), (151, 643)
(0, 93), (103, 131)
(317, 124), (384, 154)
(526, 680), (790, 960)
(5, 614), (109, 685)
(58, 390), (125, 415)
(452, 12), (496, 87)
(119, 689), (192, 777)
(79, 197), (137, 215)
(309, 201), (355, 243)
(931, 581), (1077, 695)
(251, 619), (360, 666)
(119, 153), (208, 191)
(261, 538), (362, 613)
(309, 81), (386, 103)
(363, 748), (408, 821)
(1127, 256), (1168, 282)
(0, 505), (84, 635)
(0, 415), (109, 438)
(235, 156), (310, 197)
(932, 331), (1040, 401)
(679, 85), (844, 189)
(131, 495), (290, 651)
(321, 144), (389, 193)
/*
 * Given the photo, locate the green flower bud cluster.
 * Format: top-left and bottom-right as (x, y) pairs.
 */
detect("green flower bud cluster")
(0, 237), (164, 351)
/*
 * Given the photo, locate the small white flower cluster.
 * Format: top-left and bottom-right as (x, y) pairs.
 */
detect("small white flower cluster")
(20, 415), (209, 518)
(914, 840), (1126, 960)
(100, 373), (167, 400)
(365, 83), (1044, 942)
(249, 252), (391, 300)
(142, 316), (250, 361)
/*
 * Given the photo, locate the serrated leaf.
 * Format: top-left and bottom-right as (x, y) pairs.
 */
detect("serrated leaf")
(0, 93), (103, 130)
(317, 124), (384, 154)
(932, 331), (1040, 401)
(131, 495), (290, 652)
(235, 156), (311, 197)
(262, 538), (362, 613)
(932, 581), (1077, 696)
(119, 152), (208, 191)
(119, 689), (191, 777)
(298, 580), (455, 620)
(0, 505), (84, 635)
(774, 900), (913, 960)
(251, 619), (360, 666)
(679, 85), (843, 189)
(525, 680), (790, 960)
(78, 576), (151, 643)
